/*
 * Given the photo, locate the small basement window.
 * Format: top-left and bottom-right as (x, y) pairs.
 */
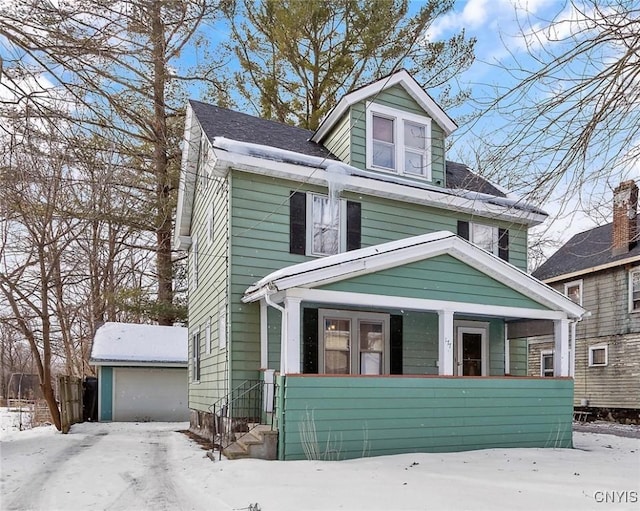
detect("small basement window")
(588, 344), (608, 367)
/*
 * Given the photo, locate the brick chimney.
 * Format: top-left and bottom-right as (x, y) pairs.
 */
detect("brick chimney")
(612, 180), (639, 256)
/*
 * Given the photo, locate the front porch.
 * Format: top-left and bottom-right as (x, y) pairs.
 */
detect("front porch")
(275, 374), (574, 460)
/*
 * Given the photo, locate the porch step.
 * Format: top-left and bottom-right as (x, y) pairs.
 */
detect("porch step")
(223, 425), (278, 460)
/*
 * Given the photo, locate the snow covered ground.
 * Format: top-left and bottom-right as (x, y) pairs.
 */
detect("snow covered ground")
(1, 421), (638, 511)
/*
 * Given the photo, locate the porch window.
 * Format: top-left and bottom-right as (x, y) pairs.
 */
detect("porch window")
(564, 280), (582, 305)
(629, 269), (640, 312)
(589, 344), (608, 367)
(540, 350), (554, 377)
(319, 310), (390, 375)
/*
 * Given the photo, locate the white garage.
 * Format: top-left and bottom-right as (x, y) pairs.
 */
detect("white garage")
(90, 322), (189, 422)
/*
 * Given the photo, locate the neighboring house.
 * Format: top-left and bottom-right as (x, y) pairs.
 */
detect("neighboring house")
(175, 69), (585, 460)
(90, 322), (189, 422)
(530, 181), (640, 421)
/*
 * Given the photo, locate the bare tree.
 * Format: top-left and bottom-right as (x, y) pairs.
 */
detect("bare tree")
(465, 1), (639, 211)
(0, 0), (224, 325)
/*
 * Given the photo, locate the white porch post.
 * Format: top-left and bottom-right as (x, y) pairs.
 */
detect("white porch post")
(260, 299), (268, 369)
(283, 296), (302, 374)
(570, 320), (577, 378)
(554, 318), (570, 377)
(504, 336), (511, 375)
(438, 310), (455, 375)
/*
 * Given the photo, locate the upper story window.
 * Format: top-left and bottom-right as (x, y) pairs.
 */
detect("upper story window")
(290, 191), (361, 257)
(588, 344), (608, 367)
(629, 269), (640, 312)
(564, 280), (583, 305)
(366, 103), (432, 180)
(309, 194), (343, 256)
(457, 220), (509, 261)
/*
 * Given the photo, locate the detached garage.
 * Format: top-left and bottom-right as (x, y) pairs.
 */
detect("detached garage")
(90, 322), (188, 422)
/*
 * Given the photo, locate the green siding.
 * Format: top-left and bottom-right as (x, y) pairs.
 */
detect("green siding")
(349, 85), (446, 187)
(323, 112), (350, 163)
(99, 366), (113, 421)
(510, 338), (528, 376)
(187, 144), (231, 412)
(277, 375), (573, 460)
(319, 255), (548, 310)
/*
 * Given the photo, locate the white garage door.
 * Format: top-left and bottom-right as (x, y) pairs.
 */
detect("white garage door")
(113, 367), (188, 422)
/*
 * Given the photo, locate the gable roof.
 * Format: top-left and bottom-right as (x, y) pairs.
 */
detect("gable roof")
(533, 219), (640, 282)
(90, 322), (188, 366)
(311, 69), (457, 142)
(243, 231), (585, 320)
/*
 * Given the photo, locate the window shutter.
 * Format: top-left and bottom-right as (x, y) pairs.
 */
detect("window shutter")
(498, 228), (509, 261)
(290, 191), (306, 254)
(390, 314), (403, 375)
(302, 308), (319, 374)
(457, 220), (469, 240)
(346, 201), (361, 251)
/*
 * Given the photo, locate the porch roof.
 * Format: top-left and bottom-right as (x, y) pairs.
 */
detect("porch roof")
(242, 231), (586, 320)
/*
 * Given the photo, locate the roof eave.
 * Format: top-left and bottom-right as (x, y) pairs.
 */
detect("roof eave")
(312, 70), (457, 143)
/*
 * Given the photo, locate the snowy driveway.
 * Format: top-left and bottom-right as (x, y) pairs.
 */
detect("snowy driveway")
(2, 421), (639, 511)
(1, 422), (219, 511)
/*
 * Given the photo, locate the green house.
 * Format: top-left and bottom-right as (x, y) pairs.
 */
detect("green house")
(174, 70), (585, 460)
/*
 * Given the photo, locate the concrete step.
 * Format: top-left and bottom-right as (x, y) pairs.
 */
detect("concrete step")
(222, 426), (279, 461)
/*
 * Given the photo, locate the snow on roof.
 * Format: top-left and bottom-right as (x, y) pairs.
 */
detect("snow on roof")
(90, 322), (188, 365)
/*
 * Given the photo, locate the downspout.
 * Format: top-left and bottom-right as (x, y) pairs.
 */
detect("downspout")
(264, 285), (286, 373)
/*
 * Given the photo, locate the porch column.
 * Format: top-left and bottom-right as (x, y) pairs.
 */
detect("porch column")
(438, 310), (454, 375)
(260, 299), (268, 369)
(283, 296), (302, 374)
(570, 320), (577, 378)
(554, 318), (570, 377)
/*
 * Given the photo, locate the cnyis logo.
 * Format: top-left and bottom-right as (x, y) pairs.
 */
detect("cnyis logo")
(594, 490), (639, 503)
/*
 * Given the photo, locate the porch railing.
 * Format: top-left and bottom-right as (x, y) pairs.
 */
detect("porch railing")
(208, 379), (276, 460)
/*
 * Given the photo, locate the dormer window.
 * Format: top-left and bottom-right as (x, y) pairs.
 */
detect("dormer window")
(366, 103), (432, 180)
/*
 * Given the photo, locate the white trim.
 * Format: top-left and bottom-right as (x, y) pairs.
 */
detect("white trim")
(91, 361), (187, 368)
(588, 344), (608, 367)
(283, 287), (571, 321)
(554, 319), (570, 377)
(212, 150), (546, 226)
(283, 296), (302, 373)
(455, 323), (488, 376)
(629, 269), (640, 313)
(174, 104), (199, 250)
(541, 255), (640, 284)
(312, 69), (457, 142)
(205, 318), (211, 355)
(438, 310), (454, 375)
(365, 103), (432, 180)
(564, 279), (583, 305)
(243, 231), (586, 320)
(191, 327), (201, 383)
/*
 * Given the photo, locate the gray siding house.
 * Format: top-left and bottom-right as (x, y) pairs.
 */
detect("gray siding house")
(174, 70), (585, 460)
(530, 180), (640, 420)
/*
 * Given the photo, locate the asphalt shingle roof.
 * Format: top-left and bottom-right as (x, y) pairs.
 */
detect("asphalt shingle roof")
(532, 219), (640, 281)
(190, 100), (506, 198)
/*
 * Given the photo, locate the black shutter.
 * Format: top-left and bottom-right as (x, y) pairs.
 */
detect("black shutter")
(290, 191), (306, 254)
(346, 201), (361, 251)
(457, 220), (469, 240)
(390, 314), (403, 375)
(498, 228), (509, 261)
(302, 308), (319, 374)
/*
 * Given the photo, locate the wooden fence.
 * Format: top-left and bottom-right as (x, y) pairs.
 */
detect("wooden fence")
(58, 375), (83, 433)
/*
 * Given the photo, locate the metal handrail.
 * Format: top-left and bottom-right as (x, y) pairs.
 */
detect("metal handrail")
(208, 379), (276, 460)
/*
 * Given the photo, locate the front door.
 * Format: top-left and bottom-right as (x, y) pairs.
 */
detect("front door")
(456, 326), (488, 376)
